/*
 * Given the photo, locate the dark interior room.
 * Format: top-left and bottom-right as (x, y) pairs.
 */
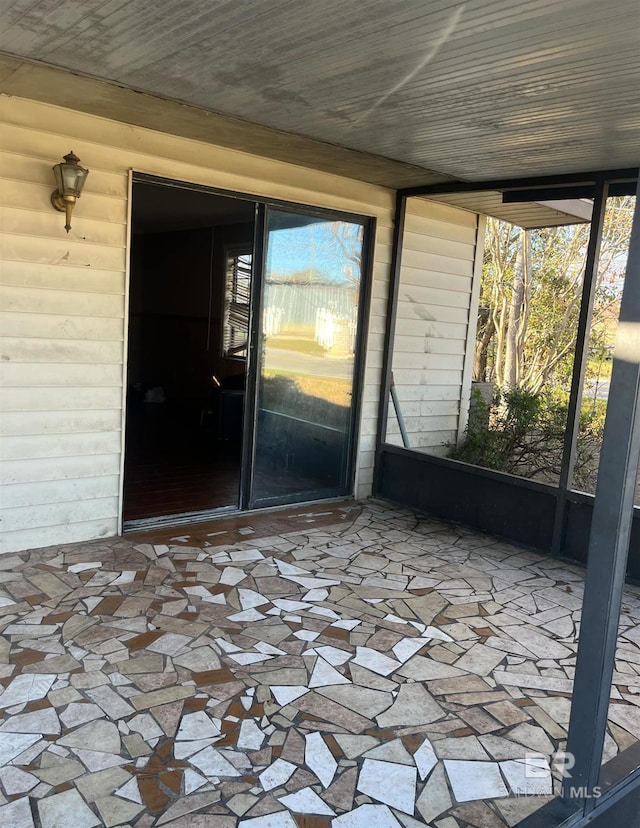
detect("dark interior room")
(123, 182), (255, 523)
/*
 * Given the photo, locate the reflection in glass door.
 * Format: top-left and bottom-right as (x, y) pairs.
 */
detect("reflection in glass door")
(249, 208), (366, 506)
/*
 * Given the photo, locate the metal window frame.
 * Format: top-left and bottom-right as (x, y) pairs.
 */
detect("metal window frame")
(374, 191), (407, 460)
(375, 168), (640, 825)
(549, 179), (609, 556)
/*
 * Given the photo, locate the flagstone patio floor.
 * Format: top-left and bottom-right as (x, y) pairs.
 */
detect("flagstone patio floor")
(1, 501), (640, 828)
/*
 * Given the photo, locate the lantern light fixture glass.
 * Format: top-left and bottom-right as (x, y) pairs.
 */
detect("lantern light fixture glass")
(51, 151), (89, 233)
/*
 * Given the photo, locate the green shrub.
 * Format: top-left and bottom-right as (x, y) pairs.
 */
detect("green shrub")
(449, 386), (606, 487)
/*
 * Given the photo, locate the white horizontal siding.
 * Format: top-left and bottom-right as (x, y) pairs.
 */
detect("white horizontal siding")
(392, 368), (464, 388)
(1, 455), (121, 486)
(1, 285), (125, 317)
(1, 476), (120, 509)
(399, 249), (475, 278)
(394, 268), (472, 293)
(392, 353), (466, 371)
(393, 336), (466, 356)
(0, 95), (395, 551)
(0, 232), (127, 271)
(1, 387), (122, 411)
(392, 282), (474, 310)
(1, 337), (123, 364)
(389, 385), (463, 402)
(0, 410), (121, 437)
(2, 497), (119, 532)
(394, 303), (469, 324)
(1, 519), (118, 556)
(0, 204), (128, 247)
(0, 312), (124, 341)
(1, 260), (125, 293)
(2, 432), (123, 462)
(0, 363), (123, 387)
(404, 210), (478, 244)
(391, 400), (460, 417)
(0, 496), (119, 553)
(388, 199), (482, 453)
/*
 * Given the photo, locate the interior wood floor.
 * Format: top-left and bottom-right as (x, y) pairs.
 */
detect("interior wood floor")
(123, 409), (241, 522)
(123, 455), (241, 522)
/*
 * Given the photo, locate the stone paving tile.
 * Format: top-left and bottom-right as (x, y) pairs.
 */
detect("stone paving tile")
(0, 501), (639, 827)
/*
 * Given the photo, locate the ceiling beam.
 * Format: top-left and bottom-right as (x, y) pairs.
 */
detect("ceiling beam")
(0, 52), (450, 191)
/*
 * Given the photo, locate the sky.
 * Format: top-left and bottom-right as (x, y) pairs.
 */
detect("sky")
(265, 214), (363, 285)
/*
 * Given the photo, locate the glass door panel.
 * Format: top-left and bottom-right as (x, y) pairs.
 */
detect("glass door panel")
(250, 208), (365, 505)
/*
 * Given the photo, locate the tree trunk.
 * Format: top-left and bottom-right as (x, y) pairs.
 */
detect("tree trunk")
(504, 227), (527, 388)
(473, 309), (495, 381)
(515, 230), (531, 385)
(494, 294), (508, 387)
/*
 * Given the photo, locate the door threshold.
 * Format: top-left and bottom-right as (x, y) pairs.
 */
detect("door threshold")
(123, 505), (238, 532)
(123, 495), (355, 535)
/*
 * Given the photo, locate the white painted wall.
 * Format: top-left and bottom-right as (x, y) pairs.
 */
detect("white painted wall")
(0, 96), (397, 554)
(386, 198), (484, 454)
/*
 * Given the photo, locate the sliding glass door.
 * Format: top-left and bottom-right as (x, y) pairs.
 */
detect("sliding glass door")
(248, 207), (366, 506)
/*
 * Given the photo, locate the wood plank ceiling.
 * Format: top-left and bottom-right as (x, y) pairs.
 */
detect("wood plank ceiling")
(0, 0), (638, 182)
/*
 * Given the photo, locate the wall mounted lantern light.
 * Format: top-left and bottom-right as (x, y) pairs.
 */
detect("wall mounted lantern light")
(51, 151), (89, 233)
